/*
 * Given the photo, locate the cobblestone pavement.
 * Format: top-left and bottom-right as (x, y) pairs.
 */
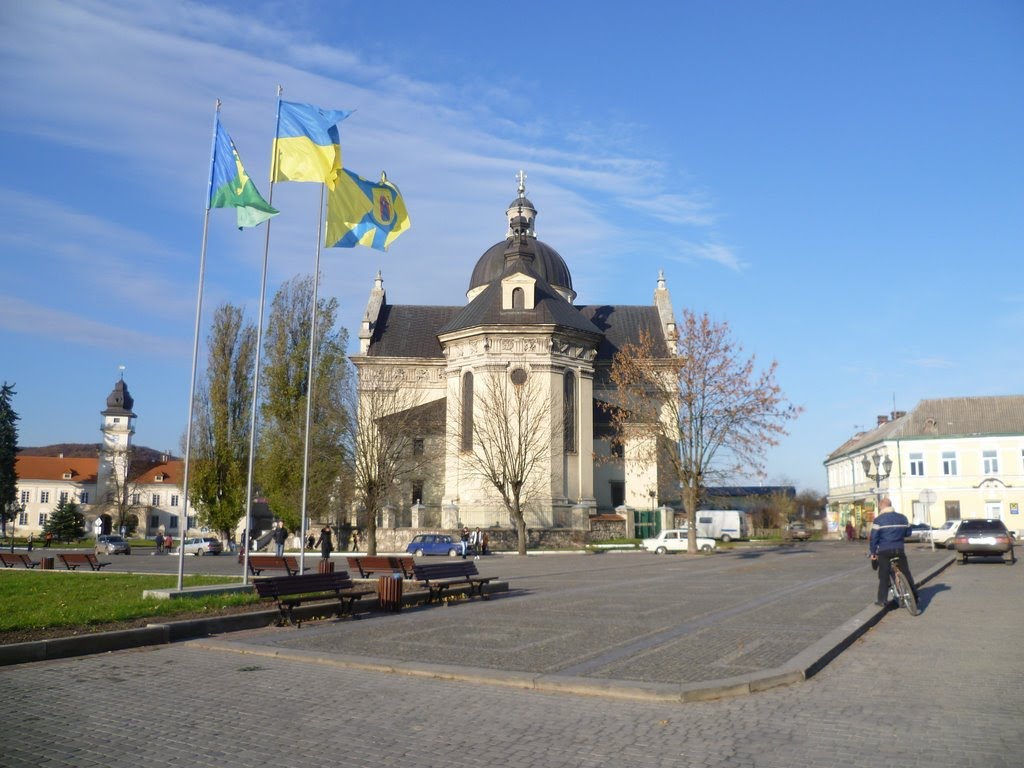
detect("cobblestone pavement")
(2, 543), (1021, 767)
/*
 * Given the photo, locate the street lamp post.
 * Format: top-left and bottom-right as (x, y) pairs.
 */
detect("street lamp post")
(861, 450), (893, 506)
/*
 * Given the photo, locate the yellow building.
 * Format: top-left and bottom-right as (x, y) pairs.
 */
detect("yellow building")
(825, 396), (1024, 538)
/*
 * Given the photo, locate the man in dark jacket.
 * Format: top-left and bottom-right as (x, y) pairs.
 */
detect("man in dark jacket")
(869, 498), (918, 607)
(271, 522), (288, 557)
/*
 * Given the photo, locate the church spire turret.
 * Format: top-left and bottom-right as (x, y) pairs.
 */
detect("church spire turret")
(505, 169), (537, 238)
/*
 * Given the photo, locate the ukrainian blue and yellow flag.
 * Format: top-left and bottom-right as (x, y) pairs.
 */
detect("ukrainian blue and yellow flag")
(209, 117), (279, 229)
(326, 169), (411, 251)
(271, 101), (352, 190)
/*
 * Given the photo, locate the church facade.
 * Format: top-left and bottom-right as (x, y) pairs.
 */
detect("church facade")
(351, 175), (679, 531)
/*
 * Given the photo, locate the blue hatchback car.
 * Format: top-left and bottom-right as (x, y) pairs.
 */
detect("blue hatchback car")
(406, 534), (463, 557)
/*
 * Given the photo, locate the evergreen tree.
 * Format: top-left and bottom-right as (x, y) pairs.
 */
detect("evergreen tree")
(188, 303), (256, 542)
(45, 498), (86, 543)
(0, 382), (19, 534)
(257, 275), (352, 532)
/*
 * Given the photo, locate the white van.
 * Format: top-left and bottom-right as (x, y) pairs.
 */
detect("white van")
(694, 510), (749, 542)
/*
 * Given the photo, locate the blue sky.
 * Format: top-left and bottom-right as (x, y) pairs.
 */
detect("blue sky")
(2, 0), (1022, 493)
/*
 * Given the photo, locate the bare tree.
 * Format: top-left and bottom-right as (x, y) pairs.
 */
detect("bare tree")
(609, 311), (801, 552)
(350, 372), (440, 556)
(455, 364), (552, 556)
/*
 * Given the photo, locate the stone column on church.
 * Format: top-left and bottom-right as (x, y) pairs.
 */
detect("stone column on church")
(410, 502), (425, 528)
(658, 505), (675, 533)
(442, 502), (459, 530)
(571, 502), (591, 531)
(617, 505), (635, 539)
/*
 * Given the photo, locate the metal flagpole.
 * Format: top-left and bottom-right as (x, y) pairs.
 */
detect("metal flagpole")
(177, 99), (222, 591)
(297, 186), (326, 574)
(240, 86), (284, 585)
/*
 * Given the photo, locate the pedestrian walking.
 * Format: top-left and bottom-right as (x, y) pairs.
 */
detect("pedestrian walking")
(350, 530), (361, 552)
(470, 527), (483, 559)
(27, 533), (34, 552)
(44, 531), (53, 548)
(271, 522), (288, 557)
(315, 526), (333, 559)
(155, 531), (164, 554)
(460, 527), (470, 558)
(845, 521), (856, 542)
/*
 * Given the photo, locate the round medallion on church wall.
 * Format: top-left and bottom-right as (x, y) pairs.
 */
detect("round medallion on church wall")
(509, 367), (529, 386)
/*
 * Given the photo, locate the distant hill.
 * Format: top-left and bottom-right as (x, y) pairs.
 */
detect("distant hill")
(18, 444), (177, 466)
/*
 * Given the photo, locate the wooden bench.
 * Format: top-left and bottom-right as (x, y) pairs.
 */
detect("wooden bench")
(413, 561), (496, 603)
(253, 570), (374, 626)
(239, 554), (302, 577)
(347, 555), (416, 579)
(58, 553), (111, 571)
(0, 553), (37, 568)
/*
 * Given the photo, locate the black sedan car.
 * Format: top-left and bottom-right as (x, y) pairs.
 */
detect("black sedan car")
(952, 519), (1016, 565)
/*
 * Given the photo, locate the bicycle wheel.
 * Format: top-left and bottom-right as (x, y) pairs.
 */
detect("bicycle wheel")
(892, 569), (919, 616)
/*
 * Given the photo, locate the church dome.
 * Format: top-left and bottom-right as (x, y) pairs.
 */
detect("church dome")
(469, 238), (573, 294)
(467, 171), (574, 301)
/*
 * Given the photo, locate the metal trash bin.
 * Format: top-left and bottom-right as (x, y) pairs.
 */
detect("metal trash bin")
(318, 559), (334, 573)
(40, 557), (54, 570)
(378, 573), (403, 613)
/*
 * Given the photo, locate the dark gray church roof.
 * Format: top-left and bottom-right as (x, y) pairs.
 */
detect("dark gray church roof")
(365, 305), (462, 358)
(577, 305), (672, 362)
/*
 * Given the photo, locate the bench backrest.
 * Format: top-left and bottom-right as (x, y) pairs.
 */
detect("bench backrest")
(1, 553), (31, 566)
(244, 555), (300, 574)
(253, 570), (356, 598)
(60, 553), (96, 564)
(413, 561), (480, 581)
(347, 555), (415, 578)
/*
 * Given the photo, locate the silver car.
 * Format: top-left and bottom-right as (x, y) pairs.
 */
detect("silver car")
(95, 534), (131, 555)
(177, 536), (223, 556)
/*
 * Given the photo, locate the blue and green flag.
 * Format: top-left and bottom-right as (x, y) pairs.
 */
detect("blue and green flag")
(326, 169), (411, 251)
(271, 101), (352, 190)
(209, 117), (278, 229)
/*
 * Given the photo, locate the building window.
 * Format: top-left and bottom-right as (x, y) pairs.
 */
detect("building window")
(131, 493), (140, 505)
(19, 512), (28, 525)
(40, 491), (49, 504)
(909, 452), (924, 476)
(461, 372), (474, 451)
(982, 449), (999, 475)
(79, 491), (89, 503)
(944, 500), (961, 521)
(62, 472), (72, 480)
(170, 494), (179, 507)
(941, 451), (958, 476)
(563, 371), (577, 453)
(20, 490), (29, 504)
(150, 515), (160, 528)
(151, 494), (160, 507)
(512, 286), (525, 309)
(168, 518), (178, 530)
(412, 438), (424, 456)
(59, 491), (68, 504)
(411, 480), (424, 506)
(38, 513), (48, 526)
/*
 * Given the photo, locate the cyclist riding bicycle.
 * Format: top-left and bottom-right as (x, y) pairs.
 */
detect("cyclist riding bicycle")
(869, 497), (919, 608)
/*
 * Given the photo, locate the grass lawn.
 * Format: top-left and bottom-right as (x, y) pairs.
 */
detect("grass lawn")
(0, 571), (260, 636)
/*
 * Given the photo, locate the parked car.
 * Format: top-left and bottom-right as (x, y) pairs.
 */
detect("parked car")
(177, 536), (223, 556)
(905, 523), (932, 542)
(784, 523), (811, 541)
(952, 519), (1016, 565)
(641, 528), (716, 554)
(406, 534), (462, 557)
(95, 534), (131, 555)
(927, 519), (962, 548)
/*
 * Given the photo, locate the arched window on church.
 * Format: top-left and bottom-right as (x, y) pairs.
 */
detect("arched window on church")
(461, 371), (474, 451)
(563, 371), (576, 453)
(512, 286), (525, 309)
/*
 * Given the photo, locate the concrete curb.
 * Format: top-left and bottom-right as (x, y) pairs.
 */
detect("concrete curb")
(0, 580), (509, 667)
(185, 556), (956, 704)
(1, 559), (952, 702)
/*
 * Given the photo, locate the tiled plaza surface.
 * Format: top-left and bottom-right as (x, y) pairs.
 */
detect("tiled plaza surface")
(2, 542), (1021, 767)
